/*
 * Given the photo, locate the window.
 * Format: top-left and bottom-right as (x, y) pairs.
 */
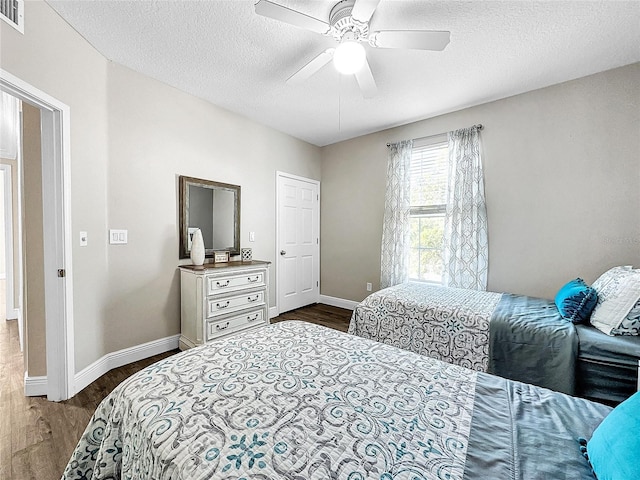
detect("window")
(409, 135), (449, 283)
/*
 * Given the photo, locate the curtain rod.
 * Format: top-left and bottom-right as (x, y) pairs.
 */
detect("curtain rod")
(386, 124), (483, 147)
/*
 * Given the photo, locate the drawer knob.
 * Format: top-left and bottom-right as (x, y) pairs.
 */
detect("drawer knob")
(248, 295), (260, 303)
(247, 276), (260, 283)
(248, 314), (260, 322)
(216, 280), (230, 288)
(216, 321), (230, 331)
(216, 301), (230, 309)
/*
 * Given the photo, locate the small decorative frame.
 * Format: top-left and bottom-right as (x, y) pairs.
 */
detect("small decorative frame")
(213, 251), (230, 263)
(241, 248), (253, 262)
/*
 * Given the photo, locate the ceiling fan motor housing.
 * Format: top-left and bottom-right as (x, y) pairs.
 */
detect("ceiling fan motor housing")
(329, 0), (369, 43)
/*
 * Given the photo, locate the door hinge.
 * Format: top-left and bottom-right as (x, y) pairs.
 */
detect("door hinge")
(317, 281), (319, 287)
(57, 269), (65, 278)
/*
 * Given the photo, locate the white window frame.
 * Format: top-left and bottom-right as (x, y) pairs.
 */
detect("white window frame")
(408, 134), (448, 284)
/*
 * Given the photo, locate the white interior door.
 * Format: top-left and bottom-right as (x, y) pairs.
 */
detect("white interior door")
(276, 172), (319, 314)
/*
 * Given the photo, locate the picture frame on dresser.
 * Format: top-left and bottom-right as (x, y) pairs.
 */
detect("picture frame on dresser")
(179, 260), (270, 350)
(213, 250), (230, 263)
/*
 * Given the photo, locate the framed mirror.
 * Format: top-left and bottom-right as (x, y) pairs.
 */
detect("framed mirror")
(179, 175), (241, 259)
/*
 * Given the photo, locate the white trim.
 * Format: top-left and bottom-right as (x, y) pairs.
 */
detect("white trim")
(1, 68), (74, 401)
(269, 306), (278, 319)
(74, 334), (180, 395)
(7, 307), (19, 320)
(24, 334), (180, 397)
(1, 144), (21, 350)
(24, 373), (47, 397)
(319, 294), (358, 311)
(275, 171), (321, 315)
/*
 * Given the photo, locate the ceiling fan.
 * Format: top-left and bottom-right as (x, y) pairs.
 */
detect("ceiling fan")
(254, 0), (451, 98)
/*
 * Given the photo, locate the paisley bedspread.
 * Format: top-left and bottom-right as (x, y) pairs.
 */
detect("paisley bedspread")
(62, 321), (479, 480)
(348, 283), (502, 371)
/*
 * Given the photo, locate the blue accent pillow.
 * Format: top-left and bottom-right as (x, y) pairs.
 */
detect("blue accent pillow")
(555, 278), (598, 324)
(587, 391), (640, 480)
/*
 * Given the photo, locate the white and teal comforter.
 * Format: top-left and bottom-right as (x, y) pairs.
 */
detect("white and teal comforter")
(349, 283), (502, 372)
(63, 321), (609, 480)
(63, 321), (479, 480)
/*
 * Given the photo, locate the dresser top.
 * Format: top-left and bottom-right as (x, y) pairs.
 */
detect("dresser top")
(179, 260), (270, 272)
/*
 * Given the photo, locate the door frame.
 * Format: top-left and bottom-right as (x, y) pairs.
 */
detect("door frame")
(275, 171), (320, 315)
(0, 163), (23, 350)
(0, 68), (74, 401)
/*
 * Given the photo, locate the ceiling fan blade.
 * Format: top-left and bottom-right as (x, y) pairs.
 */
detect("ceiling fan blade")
(351, 0), (381, 23)
(355, 58), (377, 98)
(287, 49), (335, 85)
(370, 30), (451, 51)
(255, 0), (330, 35)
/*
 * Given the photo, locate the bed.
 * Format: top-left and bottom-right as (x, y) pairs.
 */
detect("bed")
(575, 324), (640, 404)
(348, 282), (640, 402)
(62, 321), (612, 480)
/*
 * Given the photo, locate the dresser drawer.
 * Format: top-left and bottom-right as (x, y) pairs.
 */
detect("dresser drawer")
(206, 271), (265, 295)
(207, 308), (266, 340)
(207, 290), (265, 318)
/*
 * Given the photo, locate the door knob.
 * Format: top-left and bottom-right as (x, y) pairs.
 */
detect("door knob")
(280, 250), (286, 255)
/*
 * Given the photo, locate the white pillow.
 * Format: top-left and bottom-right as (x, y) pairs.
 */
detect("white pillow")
(590, 266), (640, 336)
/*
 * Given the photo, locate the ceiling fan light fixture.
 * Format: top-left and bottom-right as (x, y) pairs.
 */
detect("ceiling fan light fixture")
(333, 40), (366, 75)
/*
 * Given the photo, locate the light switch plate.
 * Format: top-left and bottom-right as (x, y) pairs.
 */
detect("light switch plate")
(249, 231), (255, 242)
(109, 229), (128, 245)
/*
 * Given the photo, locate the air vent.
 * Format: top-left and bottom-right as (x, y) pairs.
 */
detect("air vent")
(1, 0), (24, 34)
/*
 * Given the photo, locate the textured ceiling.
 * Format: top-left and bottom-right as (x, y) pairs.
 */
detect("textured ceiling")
(46, 0), (640, 146)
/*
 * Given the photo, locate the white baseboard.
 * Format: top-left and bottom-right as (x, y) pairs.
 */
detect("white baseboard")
(24, 373), (47, 397)
(319, 295), (358, 311)
(271, 296), (359, 317)
(74, 334), (180, 395)
(5, 307), (19, 321)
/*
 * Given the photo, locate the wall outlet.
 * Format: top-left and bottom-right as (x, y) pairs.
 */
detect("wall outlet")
(366, 282), (372, 292)
(79, 231), (88, 247)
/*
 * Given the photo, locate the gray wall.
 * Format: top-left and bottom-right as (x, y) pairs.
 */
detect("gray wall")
(1, 1), (321, 373)
(321, 63), (640, 302)
(22, 103), (46, 376)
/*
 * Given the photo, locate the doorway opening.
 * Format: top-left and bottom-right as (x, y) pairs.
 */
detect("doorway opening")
(1, 69), (74, 401)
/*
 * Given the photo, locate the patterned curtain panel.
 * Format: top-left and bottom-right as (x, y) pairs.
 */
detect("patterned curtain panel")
(443, 127), (489, 290)
(380, 139), (413, 289)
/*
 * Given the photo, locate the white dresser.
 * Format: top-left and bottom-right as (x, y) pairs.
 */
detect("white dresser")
(179, 260), (270, 350)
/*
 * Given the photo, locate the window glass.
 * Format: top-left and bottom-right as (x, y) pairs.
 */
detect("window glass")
(409, 136), (448, 283)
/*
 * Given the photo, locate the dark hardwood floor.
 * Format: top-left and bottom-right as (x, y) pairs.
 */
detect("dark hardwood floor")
(271, 303), (351, 332)
(1, 303), (352, 480)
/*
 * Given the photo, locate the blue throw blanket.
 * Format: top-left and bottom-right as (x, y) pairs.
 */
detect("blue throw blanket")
(488, 294), (578, 395)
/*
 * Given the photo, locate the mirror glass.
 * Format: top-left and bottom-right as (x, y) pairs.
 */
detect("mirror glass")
(179, 176), (240, 259)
